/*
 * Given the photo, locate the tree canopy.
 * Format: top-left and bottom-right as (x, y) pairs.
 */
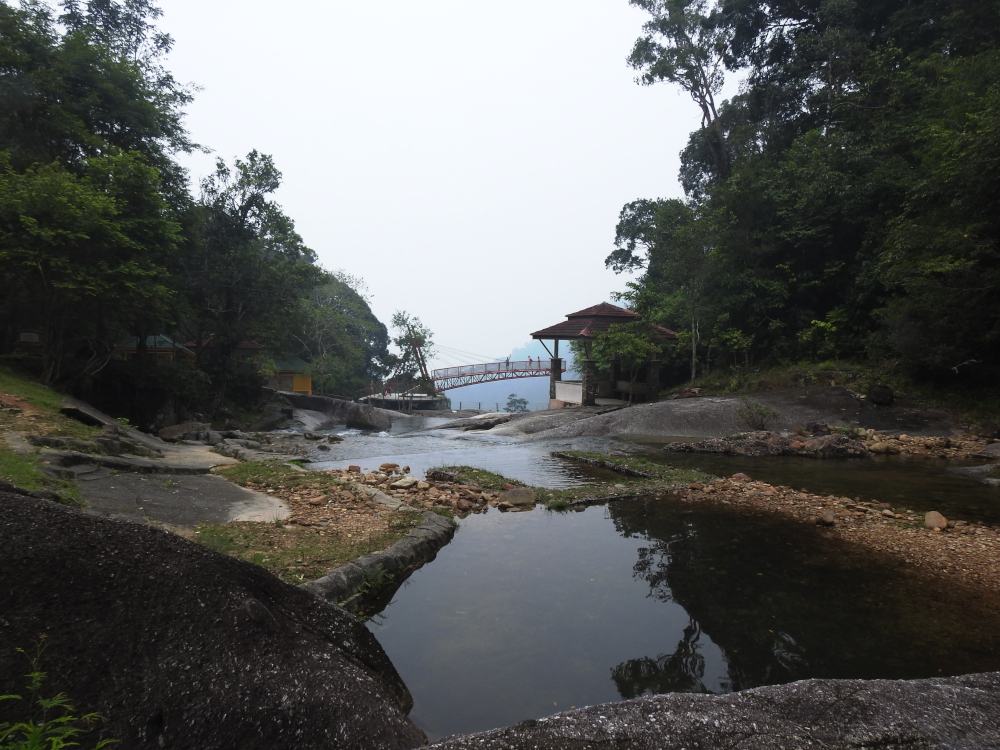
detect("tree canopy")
(0, 0), (394, 425)
(615, 0), (1000, 387)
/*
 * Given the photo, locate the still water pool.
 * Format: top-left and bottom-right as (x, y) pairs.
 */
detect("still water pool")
(303, 416), (1000, 740)
(368, 499), (1000, 740)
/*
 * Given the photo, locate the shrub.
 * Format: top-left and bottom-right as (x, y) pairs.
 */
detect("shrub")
(734, 396), (781, 431)
(1, 638), (117, 749)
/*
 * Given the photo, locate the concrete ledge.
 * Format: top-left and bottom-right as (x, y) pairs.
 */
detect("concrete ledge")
(300, 485), (457, 610)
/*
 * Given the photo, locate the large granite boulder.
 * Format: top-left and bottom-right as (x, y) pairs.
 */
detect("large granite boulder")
(278, 391), (391, 432)
(0, 492), (425, 750)
(427, 672), (1000, 750)
(345, 402), (391, 431)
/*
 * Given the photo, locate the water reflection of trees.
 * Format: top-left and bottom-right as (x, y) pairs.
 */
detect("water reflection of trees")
(609, 499), (811, 696)
(611, 619), (713, 699)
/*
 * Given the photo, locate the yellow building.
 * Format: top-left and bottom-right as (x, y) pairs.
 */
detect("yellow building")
(269, 357), (312, 394)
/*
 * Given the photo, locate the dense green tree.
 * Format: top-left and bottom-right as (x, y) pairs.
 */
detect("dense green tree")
(0, 151), (177, 383)
(503, 393), (529, 413)
(628, 0), (733, 181)
(294, 271), (389, 396)
(387, 311), (435, 394)
(177, 151), (322, 409)
(615, 0), (1000, 387)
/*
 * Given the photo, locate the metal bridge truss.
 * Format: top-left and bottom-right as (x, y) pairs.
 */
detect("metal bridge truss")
(431, 360), (564, 392)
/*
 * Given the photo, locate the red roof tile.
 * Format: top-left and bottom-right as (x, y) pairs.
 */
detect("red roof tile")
(565, 302), (638, 319)
(530, 302), (678, 342)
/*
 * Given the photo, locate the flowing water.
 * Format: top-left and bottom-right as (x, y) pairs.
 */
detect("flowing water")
(301, 416), (1000, 741)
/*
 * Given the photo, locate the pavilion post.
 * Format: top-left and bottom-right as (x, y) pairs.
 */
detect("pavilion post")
(646, 357), (660, 402)
(549, 356), (562, 400)
(581, 359), (597, 407)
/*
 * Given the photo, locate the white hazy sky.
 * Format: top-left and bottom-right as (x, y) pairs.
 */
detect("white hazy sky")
(156, 0), (702, 367)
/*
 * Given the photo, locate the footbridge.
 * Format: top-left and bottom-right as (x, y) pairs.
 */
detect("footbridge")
(431, 360), (565, 392)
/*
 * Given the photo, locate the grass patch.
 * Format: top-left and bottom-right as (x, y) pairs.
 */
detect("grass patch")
(0, 365), (99, 440)
(204, 460), (426, 583)
(439, 458), (715, 510)
(216, 461), (346, 491)
(0, 448), (80, 501)
(0, 365), (94, 502)
(438, 465), (526, 490)
(194, 514), (422, 585)
(530, 451), (715, 508)
(556, 451), (709, 482)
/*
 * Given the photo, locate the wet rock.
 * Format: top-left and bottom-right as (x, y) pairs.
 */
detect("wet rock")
(925, 511), (948, 530)
(867, 384), (895, 405)
(348, 465), (361, 472)
(500, 488), (536, 506)
(805, 421), (832, 435)
(158, 421), (210, 441)
(731, 473), (752, 483)
(317, 444), (331, 451)
(391, 476), (418, 490)
(665, 431), (867, 459)
(380, 463), (400, 472)
(977, 421), (1000, 439)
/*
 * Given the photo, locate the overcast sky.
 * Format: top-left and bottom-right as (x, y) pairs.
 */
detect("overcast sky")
(156, 0), (704, 368)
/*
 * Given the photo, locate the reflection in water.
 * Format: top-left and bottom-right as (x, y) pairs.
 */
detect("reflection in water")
(608, 498), (1000, 697)
(627, 441), (1000, 525)
(611, 619), (712, 698)
(368, 497), (1000, 739)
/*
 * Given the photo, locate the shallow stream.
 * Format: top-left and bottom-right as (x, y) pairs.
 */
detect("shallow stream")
(301, 416), (1000, 741)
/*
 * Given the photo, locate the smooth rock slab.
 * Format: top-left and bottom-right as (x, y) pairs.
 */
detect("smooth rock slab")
(500, 487), (537, 506)
(427, 672), (1000, 750)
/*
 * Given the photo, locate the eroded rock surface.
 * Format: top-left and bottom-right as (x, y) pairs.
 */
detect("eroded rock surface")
(664, 431), (868, 458)
(0, 492), (425, 750)
(427, 672), (1000, 750)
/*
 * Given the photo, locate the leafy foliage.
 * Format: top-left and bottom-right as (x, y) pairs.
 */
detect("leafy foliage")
(385, 311), (435, 394)
(0, 637), (117, 749)
(733, 396), (780, 431)
(503, 393), (529, 413)
(294, 272), (389, 396)
(0, 2), (394, 422)
(617, 0), (1000, 388)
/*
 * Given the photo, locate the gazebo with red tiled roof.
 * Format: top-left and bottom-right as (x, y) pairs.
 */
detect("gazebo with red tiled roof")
(530, 302), (677, 407)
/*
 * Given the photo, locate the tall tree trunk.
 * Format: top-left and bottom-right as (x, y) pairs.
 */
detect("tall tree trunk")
(690, 315), (699, 384)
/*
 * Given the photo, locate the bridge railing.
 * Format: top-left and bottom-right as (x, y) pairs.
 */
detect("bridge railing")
(432, 359), (560, 380)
